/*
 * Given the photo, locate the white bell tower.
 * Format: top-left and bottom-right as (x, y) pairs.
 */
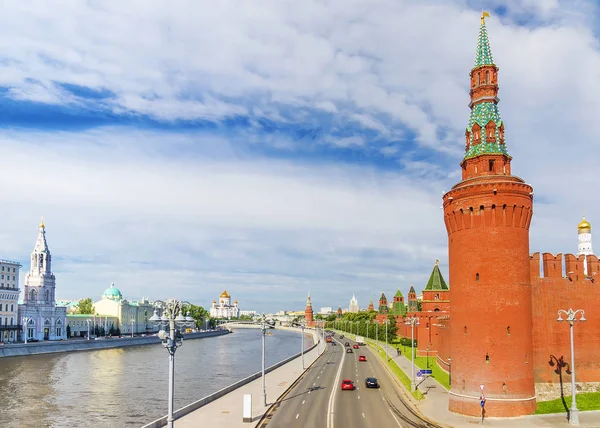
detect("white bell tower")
(577, 216), (593, 275)
(23, 218), (57, 306)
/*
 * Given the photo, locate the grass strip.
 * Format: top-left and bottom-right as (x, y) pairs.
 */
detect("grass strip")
(535, 392), (600, 414)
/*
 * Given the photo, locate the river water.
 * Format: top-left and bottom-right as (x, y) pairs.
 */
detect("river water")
(0, 328), (312, 428)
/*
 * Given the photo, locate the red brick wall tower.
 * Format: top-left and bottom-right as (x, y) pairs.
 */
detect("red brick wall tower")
(305, 292), (314, 327)
(442, 14), (536, 417)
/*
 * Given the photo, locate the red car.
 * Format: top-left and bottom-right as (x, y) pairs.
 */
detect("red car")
(359, 355), (367, 362)
(353, 344), (359, 349)
(341, 379), (355, 391)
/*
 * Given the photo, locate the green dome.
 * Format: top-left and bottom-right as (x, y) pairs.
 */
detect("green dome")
(102, 284), (122, 301)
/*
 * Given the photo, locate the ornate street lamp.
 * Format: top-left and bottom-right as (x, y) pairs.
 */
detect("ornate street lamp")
(86, 319), (92, 340)
(405, 316), (420, 392)
(22, 316), (32, 344)
(149, 299), (193, 428)
(261, 313), (267, 407)
(557, 308), (586, 425)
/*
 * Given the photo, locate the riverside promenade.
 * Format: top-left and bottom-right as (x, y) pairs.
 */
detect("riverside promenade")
(0, 329), (229, 358)
(143, 327), (322, 428)
(343, 330), (600, 428)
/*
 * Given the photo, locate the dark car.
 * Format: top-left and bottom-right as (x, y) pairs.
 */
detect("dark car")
(331, 342), (337, 346)
(345, 342), (350, 347)
(340, 335), (344, 339)
(365, 377), (380, 388)
(346, 348), (353, 353)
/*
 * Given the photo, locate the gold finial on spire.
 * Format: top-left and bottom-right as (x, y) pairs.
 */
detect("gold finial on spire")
(39, 216), (45, 229)
(481, 11), (491, 24)
(435, 259), (439, 266)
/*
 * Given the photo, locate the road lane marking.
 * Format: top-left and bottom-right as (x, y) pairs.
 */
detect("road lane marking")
(362, 412), (365, 418)
(326, 337), (346, 428)
(302, 400), (305, 405)
(308, 391), (311, 394)
(296, 414), (300, 420)
(318, 376), (320, 379)
(313, 383), (316, 386)
(388, 408), (403, 427)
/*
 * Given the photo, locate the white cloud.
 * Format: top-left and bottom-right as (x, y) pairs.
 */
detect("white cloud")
(0, 1), (598, 310)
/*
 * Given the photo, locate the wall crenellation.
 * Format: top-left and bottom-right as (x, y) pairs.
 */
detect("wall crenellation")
(531, 252), (599, 281)
(444, 203), (533, 233)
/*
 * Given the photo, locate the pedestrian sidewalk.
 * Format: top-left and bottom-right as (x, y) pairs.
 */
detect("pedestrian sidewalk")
(377, 344), (600, 428)
(174, 329), (324, 428)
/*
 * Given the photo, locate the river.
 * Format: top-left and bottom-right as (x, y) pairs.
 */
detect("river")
(0, 328), (312, 427)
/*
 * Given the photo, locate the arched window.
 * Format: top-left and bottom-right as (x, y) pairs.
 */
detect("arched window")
(29, 289), (37, 302)
(476, 273), (480, 281)
(39, 254), (44, 269)
(485, 70), (489, 84)
(45, 289), (50, 302)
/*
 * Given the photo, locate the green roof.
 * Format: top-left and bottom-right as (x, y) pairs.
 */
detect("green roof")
(408, 285), (415, 294)
(102, 284), (122, 301)
(464, 103), (509, 160)
(394, 289), (403, 298)
(474, 20), (494, 68)
(424, 261), (449, 291)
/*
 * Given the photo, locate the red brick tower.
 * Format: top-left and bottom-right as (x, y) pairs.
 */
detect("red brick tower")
(442, 13), (535, 417)
(304, 292), (314, 327)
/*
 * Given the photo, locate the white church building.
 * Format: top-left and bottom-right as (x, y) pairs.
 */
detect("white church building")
(210, 289), (239, 318)
(18, 219), (67, 341)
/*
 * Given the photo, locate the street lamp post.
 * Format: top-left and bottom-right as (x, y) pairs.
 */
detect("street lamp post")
(301, 323), (305, 370)
(448, 357), (452, 387)
(261, 313), (267, 407)
(86, 319), (91, 340)
(131, 319), (135, 338)
(376, 321), (379, 352)
(149, 299), (194, 428)
(405, 316), (420, 392)
(22, 316), (32, 344)
(557, 308), (586, 426)
(426, 347), (430, 368)
(385, 319), (389, 361)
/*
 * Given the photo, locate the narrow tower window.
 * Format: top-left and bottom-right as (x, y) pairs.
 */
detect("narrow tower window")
(476, 273), (480, 281)
(478, 73), (481, 85)
(507, 326), (511, 335)
(489, 160), (495, 171)
(502, 382), (507, 393)
(485, 353), (490, 364)
(485, 70), (489, 84)
(463, 326), (467, 335)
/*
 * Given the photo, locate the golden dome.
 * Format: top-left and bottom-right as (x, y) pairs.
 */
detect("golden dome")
(39, 216), (45, 229)
(212, 299), (216, 304)
(220, 289), (231, 298)
(578, 216), (592, 232)
(234, 299), (238, 304)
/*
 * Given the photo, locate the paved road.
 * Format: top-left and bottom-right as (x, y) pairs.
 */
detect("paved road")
(266, 339), (344, 427)
(265, 334), (437, 428)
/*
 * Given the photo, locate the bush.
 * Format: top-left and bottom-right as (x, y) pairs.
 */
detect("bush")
(399, 337), (417, 347)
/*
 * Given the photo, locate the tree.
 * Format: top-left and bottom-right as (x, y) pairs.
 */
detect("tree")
(186, 303), (210, 329)
(76, 298), (94, 315)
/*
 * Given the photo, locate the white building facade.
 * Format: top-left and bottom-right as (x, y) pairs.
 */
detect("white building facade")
(0, 259), (22, 342)
(210, 290), (239, 318)
(348, 294), (359, 313)
(18, 220), (67, 341)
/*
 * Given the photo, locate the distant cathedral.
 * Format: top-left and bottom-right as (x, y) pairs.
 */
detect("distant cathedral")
(210, 289), (239, 318)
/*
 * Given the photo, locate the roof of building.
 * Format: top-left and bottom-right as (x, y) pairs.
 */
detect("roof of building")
(424, 260), (449, 291)
(102, 283), (122, 301)
(220, 289), (231, 298)
(474, 13), (494, 68)
(379, 292), (387, 301)
(409, 285), (416, 294)
(394, 289), (403, 297)
(578, 216), (592, 231)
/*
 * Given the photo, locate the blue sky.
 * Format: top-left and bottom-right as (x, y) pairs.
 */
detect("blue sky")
(1, 0), (599, 312)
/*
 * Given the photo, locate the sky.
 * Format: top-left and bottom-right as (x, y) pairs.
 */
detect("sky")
(1, 0), (599, 313)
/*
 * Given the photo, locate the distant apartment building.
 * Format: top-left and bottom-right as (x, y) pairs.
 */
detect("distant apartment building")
(0, 259), (21, 343)
(319, 307), (333, 315)
(239, 310), (257, 317)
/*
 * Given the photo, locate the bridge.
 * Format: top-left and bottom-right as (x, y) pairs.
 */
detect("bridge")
(218, 320), (275, 329)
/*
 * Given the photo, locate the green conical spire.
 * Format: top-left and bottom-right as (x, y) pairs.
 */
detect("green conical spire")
(474, 14), (494, 68)
(424, 260), (449, 291)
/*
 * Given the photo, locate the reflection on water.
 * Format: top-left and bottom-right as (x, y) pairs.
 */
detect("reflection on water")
(0, 328), (312, 427)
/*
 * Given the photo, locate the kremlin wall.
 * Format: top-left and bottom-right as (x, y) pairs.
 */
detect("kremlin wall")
(365, 15), (600, 418)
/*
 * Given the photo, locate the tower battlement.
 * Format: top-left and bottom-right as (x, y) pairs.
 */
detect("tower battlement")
(530, 252), (599, 282)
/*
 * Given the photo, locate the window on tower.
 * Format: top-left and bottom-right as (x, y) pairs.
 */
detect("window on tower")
(476, 273), (480, 281)
(485, 70), (489, 84)
(489, 160), (495, 171)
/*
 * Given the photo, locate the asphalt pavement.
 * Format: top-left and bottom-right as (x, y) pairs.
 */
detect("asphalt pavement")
(266, 333), (430, 428)
(266, 337), (344, 427)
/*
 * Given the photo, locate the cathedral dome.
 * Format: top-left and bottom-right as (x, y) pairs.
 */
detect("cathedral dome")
(578, 216), (592, 232)
(103, 284), (122, 301)
(220, 289), (231, 298)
